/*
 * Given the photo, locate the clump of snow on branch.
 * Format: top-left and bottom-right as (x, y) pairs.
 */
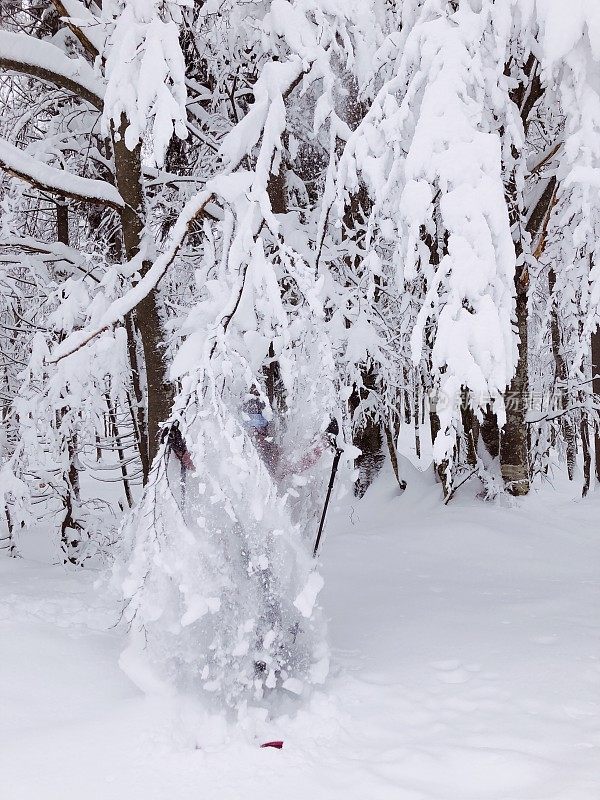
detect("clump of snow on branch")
(102, 0), (189, 165)
(334, 1), (518, 477)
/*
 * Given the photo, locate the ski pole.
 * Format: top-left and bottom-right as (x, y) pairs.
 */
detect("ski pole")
(313, 448), (342, 557)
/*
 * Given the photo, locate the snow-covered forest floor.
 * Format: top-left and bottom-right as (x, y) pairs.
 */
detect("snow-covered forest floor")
(2, 470), (599, 800)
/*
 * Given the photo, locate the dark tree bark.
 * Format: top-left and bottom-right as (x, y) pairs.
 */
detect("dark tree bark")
(105, 392), (133, 508)
(112, 122), (173, 471)
(500, 261), (530, 495)
(60, 485), (83, 565)
(56, 199), (83, 562)
(263, 165), (288, 415)
(413, 388), (421, 460)
(500, 174), (555, 494)
(421, 218), (451, 494)
(342, 186), (385, 497)
(351, 400), (385, 499)
(499, 55), (547, 496)
(384, 404), (405, 490)
(123, 313), (150, 483)
(428, 394), (450, 492)
(592, 329), (600, 484)
(480, 406), (500, 458)
(581, 409), (592, 497)
(548, 267), (577, 479)
(56, 196), (69, 246)
(461, 388), (479, 469)
(1, 506), (18, 558)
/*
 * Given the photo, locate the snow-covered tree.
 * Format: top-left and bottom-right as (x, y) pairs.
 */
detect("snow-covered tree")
(4, 0), (600, 709)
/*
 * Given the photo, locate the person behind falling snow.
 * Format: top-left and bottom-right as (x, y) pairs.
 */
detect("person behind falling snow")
(240, 395), (339, 481)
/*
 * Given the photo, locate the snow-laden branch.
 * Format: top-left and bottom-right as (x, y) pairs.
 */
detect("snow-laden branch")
(332, 5), (519, 473)
(102, 2), (188, 167)
(0, 30), (104, 110)
(50, 0), (103, 59)
(0, 236), (100, 282)
(49, 190), (214, 363)
(51, 44), (314, 364)
(0, 139), (123, 210)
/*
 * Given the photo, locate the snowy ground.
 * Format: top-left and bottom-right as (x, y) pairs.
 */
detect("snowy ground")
(1, 468), (599, 799)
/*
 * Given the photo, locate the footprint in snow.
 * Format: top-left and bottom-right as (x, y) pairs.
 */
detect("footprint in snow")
(429, 660), (472, 684)
(436, 669), (471, 684)
(430, 659), (461, 671)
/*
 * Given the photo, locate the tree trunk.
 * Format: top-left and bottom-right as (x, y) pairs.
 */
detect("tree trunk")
(105, 392), (133, 508)
(500, 263), (530, 495)
(548, 268), (577, 479)
(56, 198), (83, 561)
(134, 290), (173, 467)
(349, 367), (385, 498)
(385, 408), (405, 490)
(461, 388), (479, 469)
(581, 409), (592, 497)
(499, 163), (555, 496)
(413, 385), (421, 459)
(499, 56), (547, 496)
(480, 406), (500, 458)
(428, 394), (450, 494)
(123, 313), (150, 483)
(56, 195), (69, 245)
(592, 328), (600, 484)
(112, 121), (173, 471)
(420, 204), (452, 495)
(263, 166), (288, 415)
(1, 506), (18, 558)
(60, 486), (82, 565)
(340, 177), (385, 497)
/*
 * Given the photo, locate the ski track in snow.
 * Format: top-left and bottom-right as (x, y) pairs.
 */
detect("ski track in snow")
(1, 473), (599, 799)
